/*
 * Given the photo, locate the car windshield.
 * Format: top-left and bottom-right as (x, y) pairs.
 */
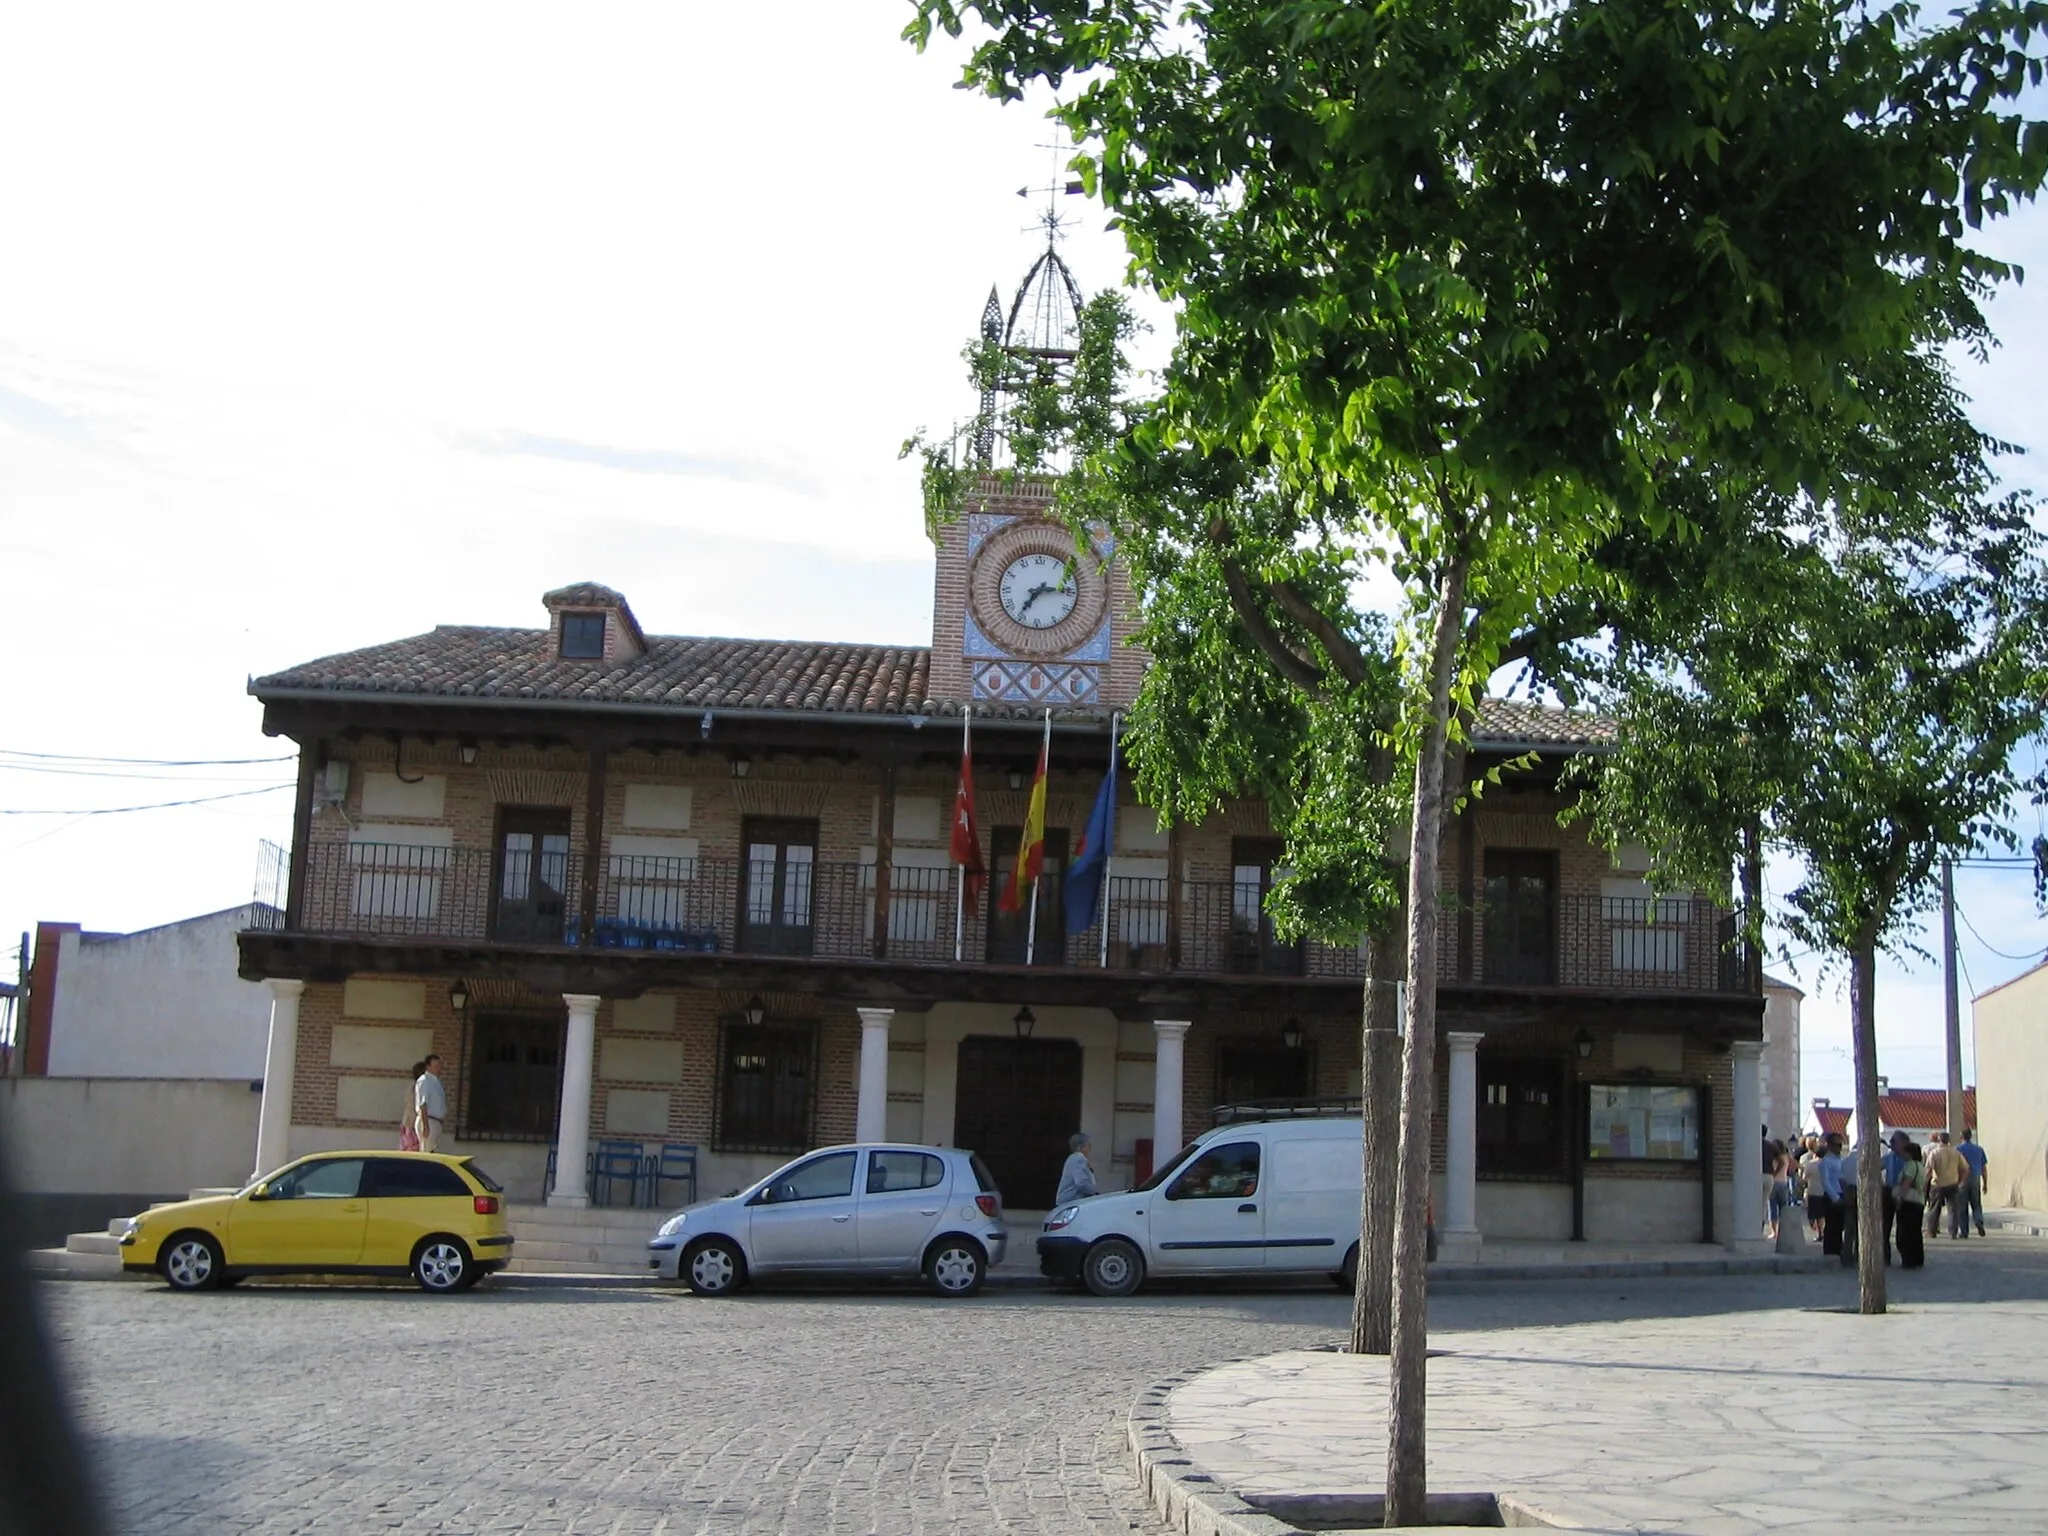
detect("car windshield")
(460, 1159), (504, 1193)
(1133, 1141), (1203, 1193)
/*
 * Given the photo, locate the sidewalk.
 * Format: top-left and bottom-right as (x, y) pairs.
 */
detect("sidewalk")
(1133, 1233), (2048, 1534)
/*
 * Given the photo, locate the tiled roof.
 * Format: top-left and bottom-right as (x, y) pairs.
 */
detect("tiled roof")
(1811, 1088), (1979, 1136)
(255, 602), (1614, 743)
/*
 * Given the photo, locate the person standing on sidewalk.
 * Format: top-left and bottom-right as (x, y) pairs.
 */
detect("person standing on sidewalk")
(398, 1060), (425, 1151)
(1958, 1129), (1989, 1237)
(1802, 1135), (1830, 1244)
(1894, 1141), (1927, 1268)
(1881, 1131), (1906, 1265)
(414, 1054), (447, 1154)
(1055, 1132), (1099, 1206)
(1838, 1134), (1861, 1266)
(1926, 1132), (1968, 1238)
(1819, 1135), (1846, 1256)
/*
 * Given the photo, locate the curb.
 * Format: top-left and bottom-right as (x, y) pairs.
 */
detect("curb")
(1427, 1253), (1835, 1284)
(1128, 1365), (1301, 1536)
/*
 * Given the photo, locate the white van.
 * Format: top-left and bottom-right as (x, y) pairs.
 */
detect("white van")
(1037, 1112), (1377, 1296)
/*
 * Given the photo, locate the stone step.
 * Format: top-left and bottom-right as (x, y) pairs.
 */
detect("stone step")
(66, 1232), (121, 1256)
(26, 1248), (126, 1280)
(502, 1255), (652, 1277)
(507, 1237), (653, 1266)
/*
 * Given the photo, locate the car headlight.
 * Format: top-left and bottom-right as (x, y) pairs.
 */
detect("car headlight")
(113, 1217), (140, 1239)
(656, 1213), (688, 1238)
(1043, 1205), (1080, 1232)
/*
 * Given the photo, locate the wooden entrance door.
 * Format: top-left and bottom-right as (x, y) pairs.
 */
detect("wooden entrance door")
(491, 808), (572, 943)
(953, 1036), (1083, 1208)
(739, 817), (818, 956)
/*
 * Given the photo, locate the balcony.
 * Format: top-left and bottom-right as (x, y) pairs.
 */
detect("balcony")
(250, 842), (1754, 994)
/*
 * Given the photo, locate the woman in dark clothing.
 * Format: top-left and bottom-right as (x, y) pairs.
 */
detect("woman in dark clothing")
(1895, 1141), (1927, 1269)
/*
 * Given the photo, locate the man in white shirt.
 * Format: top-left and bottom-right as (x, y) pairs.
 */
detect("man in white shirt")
(415, 1055), (448, 1153)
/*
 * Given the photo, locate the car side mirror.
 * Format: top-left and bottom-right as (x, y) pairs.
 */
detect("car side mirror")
(247, 1185), (272, 1202)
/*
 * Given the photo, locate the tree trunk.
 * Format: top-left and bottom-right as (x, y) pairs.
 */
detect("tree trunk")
(1351, 925), (1403, 1354)
(1384, 554), (1468, 1526)
(1849, 929), (1887, 1314)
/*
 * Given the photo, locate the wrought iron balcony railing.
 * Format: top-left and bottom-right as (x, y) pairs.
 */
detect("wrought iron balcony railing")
(248, 842), (1753, 993)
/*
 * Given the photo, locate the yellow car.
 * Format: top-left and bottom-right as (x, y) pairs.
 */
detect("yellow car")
(118, 1151), (513, 1293)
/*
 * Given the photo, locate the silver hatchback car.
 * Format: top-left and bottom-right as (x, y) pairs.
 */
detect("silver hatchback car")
(648, 1143), (1008, 1297)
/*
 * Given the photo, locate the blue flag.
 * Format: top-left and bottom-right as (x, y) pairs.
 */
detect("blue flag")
(1065, 738), (1118, 934)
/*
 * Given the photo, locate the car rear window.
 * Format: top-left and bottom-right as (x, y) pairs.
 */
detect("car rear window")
(460, 1160), (504, 1193)
(968, 1152), (1000, 1196)
(370, 1159), (470, 1198)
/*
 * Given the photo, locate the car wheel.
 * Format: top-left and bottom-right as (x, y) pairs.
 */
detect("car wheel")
(160, 1232), (224, 1292)
(683, 1237), (746, 1297)
(1336, 1243), (1360, 1293)
(412, 1236), (472, 1293)
(1081, 1237), (1144, 1298)
(924, 1237), (986, 1297)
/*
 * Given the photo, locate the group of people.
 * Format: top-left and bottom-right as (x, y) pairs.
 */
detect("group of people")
(396, 1054), (447, 1153)
(1765, 1125), (1988, 1269)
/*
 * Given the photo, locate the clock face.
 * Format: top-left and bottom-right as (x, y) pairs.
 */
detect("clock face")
(998, 552), (1078, 630)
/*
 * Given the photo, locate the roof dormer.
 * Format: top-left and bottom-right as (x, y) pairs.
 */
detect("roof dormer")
(542, 582), (647, 664)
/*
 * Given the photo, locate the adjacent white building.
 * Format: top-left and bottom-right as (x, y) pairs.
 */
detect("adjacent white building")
(31, 905), (274, 1079)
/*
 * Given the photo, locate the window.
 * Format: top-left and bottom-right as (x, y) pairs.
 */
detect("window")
(1587, 1084), (1701, 1161)
(1477, 1058), (1569, 1178)
(1166, 1141), (1261, 1201)
(762, 1151), (856, 1203)
(268, 1158), (365, 1199)
(491, 808), (572, 944)
(1483, 851), (1557, 984)
(367, 1159), (469, 1198)
(1216, 1045), (1311, 1107)
(715, 1021), (817, 1152)
(986, 827), (1068, 965)
(867, 1151), (946, 1194)
(1228, 838), (1303, 975)
(739, 817), (818, 957)
(560, 612), (606, 659)
(462, 1011), (564, 1140)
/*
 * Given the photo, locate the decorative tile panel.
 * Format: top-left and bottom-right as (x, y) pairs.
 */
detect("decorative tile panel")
(972, 660), (1102, 705)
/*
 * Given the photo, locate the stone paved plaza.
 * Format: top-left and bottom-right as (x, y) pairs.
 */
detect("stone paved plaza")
(41, 1236), (2048, 1533)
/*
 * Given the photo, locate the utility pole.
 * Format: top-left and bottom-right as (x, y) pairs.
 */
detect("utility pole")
(1942, 858), (1965, 1137)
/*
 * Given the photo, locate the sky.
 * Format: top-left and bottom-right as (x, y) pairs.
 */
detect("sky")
(3, 3), (2044, 1117)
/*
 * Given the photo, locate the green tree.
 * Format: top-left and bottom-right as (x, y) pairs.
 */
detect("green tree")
(907, 0), (2048, 1517)
(1577, 455), (2048, 1314)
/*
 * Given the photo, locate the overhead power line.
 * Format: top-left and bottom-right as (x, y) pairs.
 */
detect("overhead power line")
(0, 748), (295, 767)
(1955, 901), (2048, 963)
(0, 785), (293, 816)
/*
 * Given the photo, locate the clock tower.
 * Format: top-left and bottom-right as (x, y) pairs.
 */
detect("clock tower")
(925, 244), (1147, 711)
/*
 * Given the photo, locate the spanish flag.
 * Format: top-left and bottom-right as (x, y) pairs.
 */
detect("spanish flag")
(1000, 711), (1052, 913)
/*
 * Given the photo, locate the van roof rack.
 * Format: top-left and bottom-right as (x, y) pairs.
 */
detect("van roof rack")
(1209, 1096), (1363, 1126)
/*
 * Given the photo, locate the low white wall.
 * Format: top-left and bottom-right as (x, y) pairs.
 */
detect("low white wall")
(0, 1078), (262, 1194)
(1583, 1174), (1721, 1243)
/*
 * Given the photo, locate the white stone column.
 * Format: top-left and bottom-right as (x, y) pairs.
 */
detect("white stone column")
(856, 1007), (893, 1143)
(252, 979), (305, 1180)
(1729, 1040), (1768, 1250)
(1441, 1030), (1485, 1259)
(549, 993), (600, 1209)
(1152, 1020), (1192, 1168)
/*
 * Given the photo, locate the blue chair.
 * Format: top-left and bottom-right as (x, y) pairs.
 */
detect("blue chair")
(592, 1139), (646, 1207)
(653, 1143), (698, 1207)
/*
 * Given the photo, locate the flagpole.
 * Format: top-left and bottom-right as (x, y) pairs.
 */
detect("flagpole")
(1025, 708), (1049, 966)
(1098, 711), (1119, 969)
(955, 709), (970, 964)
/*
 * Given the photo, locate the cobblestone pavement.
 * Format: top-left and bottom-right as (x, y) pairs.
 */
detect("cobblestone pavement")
(42, 1242), (2037, 1535)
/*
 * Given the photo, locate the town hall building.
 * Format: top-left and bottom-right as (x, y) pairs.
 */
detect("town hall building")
(236, 254), (1774, 1255)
